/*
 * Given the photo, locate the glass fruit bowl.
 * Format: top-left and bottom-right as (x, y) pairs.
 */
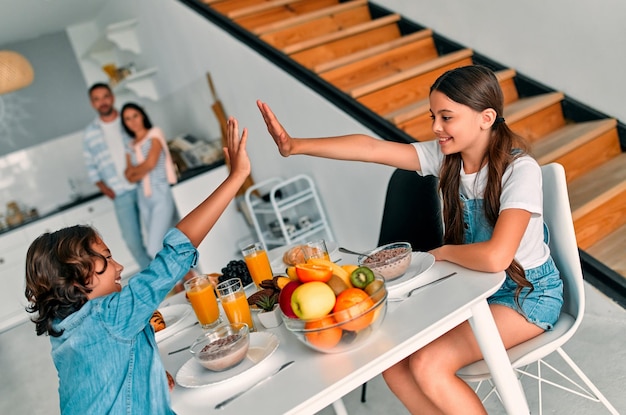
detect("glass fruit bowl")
(358, 242), (412, 281)
(281, 276), (387, 353)
(190, 323), (250, 371)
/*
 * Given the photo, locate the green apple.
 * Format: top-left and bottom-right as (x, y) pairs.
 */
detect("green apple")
(291, 281), (336, 320)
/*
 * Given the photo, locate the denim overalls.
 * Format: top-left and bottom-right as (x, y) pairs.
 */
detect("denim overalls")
(461, 195), (563, 330)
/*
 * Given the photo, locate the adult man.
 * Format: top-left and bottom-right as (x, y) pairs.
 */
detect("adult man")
(83, 83), (151, 269)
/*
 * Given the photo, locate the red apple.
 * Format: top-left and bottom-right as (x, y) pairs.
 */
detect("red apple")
(279, 280), (302, 318)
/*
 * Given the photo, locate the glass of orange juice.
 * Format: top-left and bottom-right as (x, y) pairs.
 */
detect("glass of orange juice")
(303, 239), (330, 262)
(241, 242), (273, 289)
(216, 278), (255, 332)
(184, 275), (222, 329)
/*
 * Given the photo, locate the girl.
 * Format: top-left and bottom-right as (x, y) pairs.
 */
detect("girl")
(25, 117), (250, 415)
(257, 65), (563, 414)
(121, 102), (178, 259)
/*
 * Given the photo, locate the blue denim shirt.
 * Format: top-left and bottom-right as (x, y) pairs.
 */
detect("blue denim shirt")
(50, 228), (197, 414)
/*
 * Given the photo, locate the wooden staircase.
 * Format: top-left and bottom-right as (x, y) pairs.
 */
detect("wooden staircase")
(190, 0), (626, 285)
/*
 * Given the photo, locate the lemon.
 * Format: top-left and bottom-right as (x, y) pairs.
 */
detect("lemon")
(341, 264), (359, 274)
(286, 266), (298, 280)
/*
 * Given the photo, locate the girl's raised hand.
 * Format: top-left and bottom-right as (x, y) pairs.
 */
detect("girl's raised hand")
(257, 100), (293, 157)
(225, 116), (250, 180)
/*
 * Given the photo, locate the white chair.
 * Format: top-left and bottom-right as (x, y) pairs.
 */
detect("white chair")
(457, 163), (619, 414)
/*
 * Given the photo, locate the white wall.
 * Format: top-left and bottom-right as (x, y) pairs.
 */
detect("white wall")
(122, 0), (393, 251)
(66, 0), (625, 254)
(377, 0), (626, 122)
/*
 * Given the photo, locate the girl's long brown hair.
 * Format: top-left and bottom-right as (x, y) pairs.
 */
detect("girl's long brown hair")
(431, 65), (533, 306)
(24, 225), (106, 337)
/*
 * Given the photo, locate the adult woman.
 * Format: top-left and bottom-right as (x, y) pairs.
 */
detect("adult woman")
(257, 65), (563, 414)
(121, 102), (178, 258)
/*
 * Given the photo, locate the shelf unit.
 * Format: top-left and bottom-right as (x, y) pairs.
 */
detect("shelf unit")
(83, 19), (141, 64)
(244, 175), (334, 250)
(113, 68), (159, 100)
(83, 18), (159, 100)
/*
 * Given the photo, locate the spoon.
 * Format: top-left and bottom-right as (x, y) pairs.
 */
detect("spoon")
(338, 247), (374, 259)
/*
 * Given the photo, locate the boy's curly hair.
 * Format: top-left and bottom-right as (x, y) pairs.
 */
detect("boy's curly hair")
(25, 225), (106, 337)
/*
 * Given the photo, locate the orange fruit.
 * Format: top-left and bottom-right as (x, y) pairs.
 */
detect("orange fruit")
(333, 288), (375, 331)
(295, 263), (333, 283)
(304, 315), (342, 349)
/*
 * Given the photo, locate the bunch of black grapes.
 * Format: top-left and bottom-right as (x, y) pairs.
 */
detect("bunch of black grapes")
(219, 260), (253, 287)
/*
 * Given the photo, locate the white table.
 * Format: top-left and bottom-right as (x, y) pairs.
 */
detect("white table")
(158, 260), (530, 415)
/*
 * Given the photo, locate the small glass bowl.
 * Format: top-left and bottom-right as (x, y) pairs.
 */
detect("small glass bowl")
(358, 242), (412, 281)
(190, 323), (250, 371)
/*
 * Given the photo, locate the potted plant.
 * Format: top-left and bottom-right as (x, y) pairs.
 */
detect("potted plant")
(255, 293), (282, 328)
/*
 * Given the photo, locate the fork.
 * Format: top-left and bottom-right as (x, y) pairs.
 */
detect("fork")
(388, 272), (458, 302)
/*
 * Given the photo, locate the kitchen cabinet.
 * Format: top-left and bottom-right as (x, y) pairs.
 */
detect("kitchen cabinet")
(0, 215), (67, 333)
(83, 18), (159, 100)
(244, 175), (334, 250)
(20, 214), (67, 243)
(0, 230), (29, 333)
(0, 197), (139, 333)
(61, 197), (139, 279)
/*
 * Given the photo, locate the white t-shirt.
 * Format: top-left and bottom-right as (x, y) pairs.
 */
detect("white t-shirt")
(412, 140), (549, 269)
(100, 118), (130, 185)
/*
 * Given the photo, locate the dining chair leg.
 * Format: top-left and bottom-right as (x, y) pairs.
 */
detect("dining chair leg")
(331, 398), (348, 415)
(360, 382), (367, 402)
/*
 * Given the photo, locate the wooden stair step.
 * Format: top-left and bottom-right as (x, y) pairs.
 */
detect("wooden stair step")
(226, 0), (302, 19)
(350, 48), (473, 98)
(586, 223), (626, 278)
(320, 34), (438, 91)
(386, 69), (519, 141)
(209, 0), (269, 15)
(568, 153), (626, 249)
(252, 0), (364, 34)
(533, 119), (620, 182)
(384, 69), (516, 124)
(235, 0), (340, 31)
(503, 92), (563, 123)
(355, 50), (473, 116)
(290, 22), (402, 69)
(279, 13), (401, 55)
(498, 68), (519, 105)
(314, 29), (433, 74)
(505, 92), (566, 142)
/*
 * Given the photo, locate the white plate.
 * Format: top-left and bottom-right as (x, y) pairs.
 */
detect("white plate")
(155, 304), (195, 343)
(386, 252), (436, 298)
(176, 331), (280, 388)
(268, 241), (339, 273)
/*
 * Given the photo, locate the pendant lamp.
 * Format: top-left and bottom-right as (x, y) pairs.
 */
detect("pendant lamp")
(0, 50), (35, 94)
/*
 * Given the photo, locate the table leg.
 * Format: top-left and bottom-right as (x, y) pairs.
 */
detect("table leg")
(468, 300), (530, 415)
(331, 398), (348, 415)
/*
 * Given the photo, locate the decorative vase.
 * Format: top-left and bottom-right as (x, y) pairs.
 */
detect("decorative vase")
(257, 305), (283, 328)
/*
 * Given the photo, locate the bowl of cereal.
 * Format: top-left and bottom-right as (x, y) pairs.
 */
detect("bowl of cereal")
(358, 242), (412, 281)
(190, 323), (250, 371)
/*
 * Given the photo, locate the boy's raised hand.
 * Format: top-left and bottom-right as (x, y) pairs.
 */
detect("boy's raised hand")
(225, 116), (250, 180)
(177, 115), (250, 248)
(257, 100), (293, 157)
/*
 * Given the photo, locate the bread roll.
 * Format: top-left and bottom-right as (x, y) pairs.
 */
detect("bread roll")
(166, 370), (175, 391)
(283, 245), (306, 266)
(150, 310), (166, 332)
